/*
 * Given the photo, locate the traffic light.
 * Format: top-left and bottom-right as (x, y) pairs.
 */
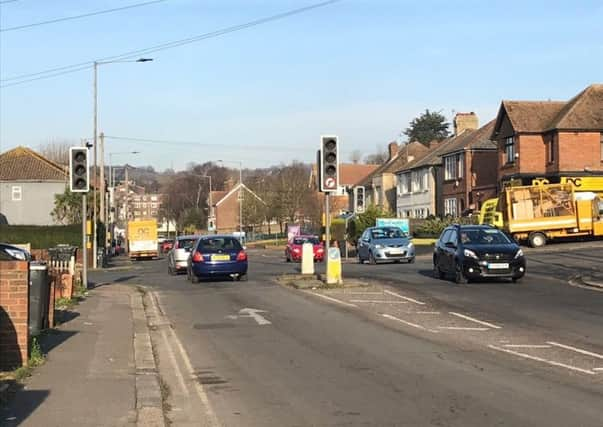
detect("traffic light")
(354, 186), (365, 213)
(69, 147), (89, 193)
(320, 135), (339, 192)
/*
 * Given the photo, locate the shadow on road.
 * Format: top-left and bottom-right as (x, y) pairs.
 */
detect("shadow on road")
(0, 388), (50, 426)
(37, 328), (78, 355)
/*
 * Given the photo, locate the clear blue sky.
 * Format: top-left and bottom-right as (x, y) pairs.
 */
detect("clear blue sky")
(1, 0), (601, 170)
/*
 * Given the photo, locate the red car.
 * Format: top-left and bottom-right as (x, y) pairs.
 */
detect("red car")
(285, 235), (324, 262)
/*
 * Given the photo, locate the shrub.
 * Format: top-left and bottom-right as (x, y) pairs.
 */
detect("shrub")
(0, 224), (81, 249)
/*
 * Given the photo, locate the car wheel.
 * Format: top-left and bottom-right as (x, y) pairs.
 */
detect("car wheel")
(237, 273), (248, 282)
(512, 277), (522, 283)
(407, 257), (415, 264)
(286, 252), (291, 262)
(528, 232), (546, 248)
(433, 259), (445, 279)
(454, 261), (468, 284)
(358, 253), (364, 264)
(191, 273), (200, 284)
(369, 252), (377, 265)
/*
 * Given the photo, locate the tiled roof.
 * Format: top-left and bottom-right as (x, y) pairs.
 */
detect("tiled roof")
(210, 191), (228, 206)
(438, 120), (496, 156)
(546, 84), (603, 131)
(359, 142), (429, 186)
(500, 101), (565, 133)
(0, 146), (67, 181)
(395, 138), (458, 173)
(337, 163), (379, 186)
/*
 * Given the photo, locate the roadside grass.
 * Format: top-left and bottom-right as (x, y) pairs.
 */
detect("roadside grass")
(413, 237), (437, 245)
(11, 337), (46, 382)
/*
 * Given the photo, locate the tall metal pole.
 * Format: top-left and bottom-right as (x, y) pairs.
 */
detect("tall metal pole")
(124, 166), (129, 253)
(238, 162), (243, 235)
(325, 192), (330, 255)
(92, 61), (98, 268)
(100, 132), (105, 224)
(82, 194), (88, 289)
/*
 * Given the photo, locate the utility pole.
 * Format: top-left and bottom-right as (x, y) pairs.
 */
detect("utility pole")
(100, 132), (105, 223)
(82, 194), (88, 289)
(92, 61), (98, 269)
(124, 166), (129, 253)
(238, 165), (243, 236)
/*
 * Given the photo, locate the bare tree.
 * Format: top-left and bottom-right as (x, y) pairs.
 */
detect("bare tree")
(38, 139), (76, 165)
(349, 150), (362, 164)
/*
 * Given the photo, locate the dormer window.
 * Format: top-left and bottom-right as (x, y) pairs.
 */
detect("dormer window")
(505, 136), (516, 164)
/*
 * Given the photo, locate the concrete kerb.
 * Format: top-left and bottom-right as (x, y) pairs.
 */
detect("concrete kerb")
(276, 273), (369, 290)
(131, 287), (166, 427)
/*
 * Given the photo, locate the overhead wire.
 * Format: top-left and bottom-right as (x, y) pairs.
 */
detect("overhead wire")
(1, 0), (342, 87)
(1, 0), (168, 32)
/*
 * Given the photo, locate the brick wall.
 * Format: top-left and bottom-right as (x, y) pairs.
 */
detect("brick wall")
(215, 190), (240, 233)
(0, 261), (29, 370)
(557, 132), (603, 172)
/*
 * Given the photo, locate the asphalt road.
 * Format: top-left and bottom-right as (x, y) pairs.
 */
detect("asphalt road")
(91, 242), (603, 426)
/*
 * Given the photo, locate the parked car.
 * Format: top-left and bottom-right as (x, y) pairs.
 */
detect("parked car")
(357, 226), (415, 264)
(0, 243), (32, 261)
(167, 235), (197, 275)
(285, 235), (324, 262)
(433, 224), (526, 284)
(187, 235), (248, 282)
(161, 239), (174, 253)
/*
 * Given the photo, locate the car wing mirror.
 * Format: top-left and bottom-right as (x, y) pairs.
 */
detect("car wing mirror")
(445, 242), (457, 249)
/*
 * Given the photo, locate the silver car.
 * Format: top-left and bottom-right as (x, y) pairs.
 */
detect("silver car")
(167, 235), (198, 275)
(357, 226), (415, 264)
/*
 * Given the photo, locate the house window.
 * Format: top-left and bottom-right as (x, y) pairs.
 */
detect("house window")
(444, 154), (463, 180)
(505, 136), (516, 164)
(11, 186), (22, 201)
(444, 198), (457, 216)
(400, 173), (411, 194)
(548, 136), (555, 163)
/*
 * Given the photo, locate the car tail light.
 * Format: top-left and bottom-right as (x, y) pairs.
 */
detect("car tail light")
(236, 250), (247, 262)
(192, 251), (204, 263)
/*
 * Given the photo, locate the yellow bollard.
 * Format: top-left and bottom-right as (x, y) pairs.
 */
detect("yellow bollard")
(301, 242), (314, 275)
(326, 247), (342, 285)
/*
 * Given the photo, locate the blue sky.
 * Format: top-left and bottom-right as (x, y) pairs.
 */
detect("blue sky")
(1, 0), (601, 170)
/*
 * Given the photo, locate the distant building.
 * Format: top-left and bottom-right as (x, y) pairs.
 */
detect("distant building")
(0, 146), (68, 225)
(113, 181), (163, 223)
(209, 182), (265, 234)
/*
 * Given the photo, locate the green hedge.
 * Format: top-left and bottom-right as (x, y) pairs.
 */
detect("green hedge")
(0, 224), (82, 249)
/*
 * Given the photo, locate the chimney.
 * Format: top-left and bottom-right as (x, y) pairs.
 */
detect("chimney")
(454, 112), (479, 136)
(388, 142), (399, 160)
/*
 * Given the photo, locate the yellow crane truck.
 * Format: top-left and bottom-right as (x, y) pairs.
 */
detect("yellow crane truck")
(479, 182), (603, 247)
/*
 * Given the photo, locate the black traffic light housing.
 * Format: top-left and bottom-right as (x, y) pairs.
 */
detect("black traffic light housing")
(320, 135), (339, 192)
(354, 186), (365, 213)
(69, 147), (89, 193)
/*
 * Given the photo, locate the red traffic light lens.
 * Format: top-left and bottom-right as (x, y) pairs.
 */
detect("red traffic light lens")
(74, 152), (86, 162)
(325, 139), (336, 150)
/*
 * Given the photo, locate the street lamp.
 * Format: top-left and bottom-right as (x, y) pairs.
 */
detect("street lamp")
(217, 160), (243, 236)
(92, 57), (152, 268)
(191, 174), (213, 230)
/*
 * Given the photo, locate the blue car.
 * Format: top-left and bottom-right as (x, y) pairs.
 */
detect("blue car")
(187, 235), (248, 282)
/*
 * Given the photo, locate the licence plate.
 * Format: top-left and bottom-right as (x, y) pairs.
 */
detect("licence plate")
(211, 254), (231, 261)
(388, 248), (403, 254)
(488, 263), (509, 270)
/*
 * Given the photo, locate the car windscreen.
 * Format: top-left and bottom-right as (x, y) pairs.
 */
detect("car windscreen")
(197, 237), (242, 252)
(177, 238), (196, 250)
(460, 228), (512, 245)
(293, 237), (320, 245)
(371, 228), (407, 240)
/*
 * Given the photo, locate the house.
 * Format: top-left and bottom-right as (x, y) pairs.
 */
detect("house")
(492, 84), (603, 185)
(209, 182), (265, 234)
(309, 163), (378, 216)
(439, 120), (497, 216)
(358, 141), (429, 213)
(0, 146), (68, 225)
(395, 113), (480, 218)
(113, 181), (162, 223)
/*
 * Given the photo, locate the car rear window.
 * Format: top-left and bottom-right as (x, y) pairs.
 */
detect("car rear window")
(371, 227), (407, 239)
(177, 238), (196, 249)
(293, 237), (320, 245)
(460, 228), (512, 245)
(198, 237), (242, 252)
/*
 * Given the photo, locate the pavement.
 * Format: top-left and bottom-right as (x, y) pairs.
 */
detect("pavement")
(2, 242), (603, 426)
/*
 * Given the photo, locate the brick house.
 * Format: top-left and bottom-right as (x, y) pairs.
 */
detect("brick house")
(210, 183), (265, 234)
(0, 146), (68, 225)
(492, 84), (603, 185)
(358, 141), (429, 213)
(439, 120), (497, 216)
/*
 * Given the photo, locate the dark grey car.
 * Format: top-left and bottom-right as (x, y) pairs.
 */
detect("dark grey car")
(357, 226), (415, 264)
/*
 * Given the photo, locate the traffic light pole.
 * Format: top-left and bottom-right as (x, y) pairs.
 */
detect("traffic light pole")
(82, 194), (88, 289)
(325, 192), (330, 255)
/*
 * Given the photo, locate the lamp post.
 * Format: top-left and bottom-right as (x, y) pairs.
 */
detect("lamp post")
(217, 160), (243, 236)
(92, 57), (152, 268)
(191, 174), (213, 230)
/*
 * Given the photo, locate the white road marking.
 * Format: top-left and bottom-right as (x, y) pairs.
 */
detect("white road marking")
(349, 299), (408, 304)
(382, 314), (432, 331)
(593, 368), (603, 372)
(384, 290), (426, 305)
(239, 308), (271, 325)
(547, 341), (603, 360)
(417, 311), (440, 314)
(154, 292), (220, 426)
(503, 344), (552, 349)
(488, 344), (596, 375)
(449, 312), (502, 329)
(437, 326), (489, 331)
(310, 292), (358, 308)
(346, 292), (383, 295)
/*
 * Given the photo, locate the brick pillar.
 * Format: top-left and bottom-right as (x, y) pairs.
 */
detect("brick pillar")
(0, 261), (30, 370)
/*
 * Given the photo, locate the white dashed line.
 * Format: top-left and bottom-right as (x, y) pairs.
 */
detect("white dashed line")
(349, 300), (408, 304)
(382, 314), (432, 331)
(310, 292), (358, 308)
(449, 312), (502, 329)
(383, 290), (426, 305)
(437, 326), (489, 331)
(416, 311), (440, 315)
(488, 344), (596, 375)
(547, 341), (603, 360)
(502, 344), (552, 349)
(346, 292), (383, 295)
(593, 368), (603, 372)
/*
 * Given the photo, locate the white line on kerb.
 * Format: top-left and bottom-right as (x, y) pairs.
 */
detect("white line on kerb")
(349, 299), (408, 304)
(382, 314), (431, 331)
(449, 312), (502, 329)
(384, 290), (425, 305)
(437, 326), (489, 331)
(310, 292), (358, 308)
(503, 344), (552, 349)
(488, 344), (596, 375)
(547, 341), (603, 360)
